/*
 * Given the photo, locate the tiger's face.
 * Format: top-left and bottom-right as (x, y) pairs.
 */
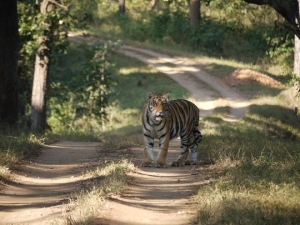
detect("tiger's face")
(147, 91), (170, 121)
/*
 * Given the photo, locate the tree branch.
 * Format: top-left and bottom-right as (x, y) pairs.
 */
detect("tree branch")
(243, 0), (300, 39)
(243, 0), (271, 4)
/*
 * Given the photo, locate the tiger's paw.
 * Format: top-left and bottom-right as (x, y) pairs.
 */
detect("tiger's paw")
(155, 159), (167, 168)
(184, 160), (197, 165)
(141, 161), (155, 167)
(171, 161), (184, 167)
(171, 161), (179, 167)
(156, 163), (168, 168)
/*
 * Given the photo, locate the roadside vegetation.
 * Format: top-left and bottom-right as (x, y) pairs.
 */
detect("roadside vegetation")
(1, 0), (300, 224)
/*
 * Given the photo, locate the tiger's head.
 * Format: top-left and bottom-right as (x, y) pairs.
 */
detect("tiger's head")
(146, 91), (171, 122)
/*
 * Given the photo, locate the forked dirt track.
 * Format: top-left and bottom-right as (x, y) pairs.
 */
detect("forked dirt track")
(69, 33), (249, 121)
(0, 34), (249, 224)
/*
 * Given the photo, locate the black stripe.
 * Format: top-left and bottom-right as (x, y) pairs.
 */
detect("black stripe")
(159, 132), (167, 139)
(143, 133), (152, 139)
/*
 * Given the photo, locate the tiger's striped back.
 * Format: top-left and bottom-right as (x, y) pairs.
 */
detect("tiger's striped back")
(166, 99), (202, 143)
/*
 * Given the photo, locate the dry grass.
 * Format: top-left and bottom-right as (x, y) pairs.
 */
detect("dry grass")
(196, 94), (300, 224)
(0, 132), (43, 185)
(61, 160), (135, 225)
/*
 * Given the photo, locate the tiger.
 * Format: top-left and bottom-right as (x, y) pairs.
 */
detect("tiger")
(142, 91), (202, 167)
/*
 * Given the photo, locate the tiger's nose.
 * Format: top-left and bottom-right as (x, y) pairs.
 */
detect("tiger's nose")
(156, 112), (163, 117)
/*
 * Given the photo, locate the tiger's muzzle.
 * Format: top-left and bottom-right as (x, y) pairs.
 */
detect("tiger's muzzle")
(155, 112), (164, 121)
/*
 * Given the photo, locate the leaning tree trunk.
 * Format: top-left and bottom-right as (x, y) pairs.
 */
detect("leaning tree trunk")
(31, 0), (54, 131)
(190, 0), (201, 26)
(0, 0), (19, 126)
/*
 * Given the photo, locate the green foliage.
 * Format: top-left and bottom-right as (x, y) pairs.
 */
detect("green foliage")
(68, 0), (99, 30)
(18, 1), (69, 73)
(95, 0), (294, 70)
(49, 42), (118, 132)
(17, 1), (70, 126)
(17, 0), (100, 128)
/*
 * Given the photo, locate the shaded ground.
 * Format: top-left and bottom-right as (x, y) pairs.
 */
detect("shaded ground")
(0, 141), (101, 224)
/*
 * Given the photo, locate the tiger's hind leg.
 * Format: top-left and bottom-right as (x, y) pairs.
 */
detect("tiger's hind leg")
(184, 123), (201, 165)
(171, 135), (199, 166)
(185, 142), (199, 165)
(171, 144), (189, 166)
(171, 136), (190, 166)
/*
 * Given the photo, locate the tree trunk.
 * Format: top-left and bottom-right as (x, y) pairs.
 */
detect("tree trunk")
(0, 0), (19, 126)
(31, 50), (49, 131)
(295, 35), (300, 77)
(150, 0), (159, 11)
(294, 1), (300, 77)
(190, 0), (201, 26)
(119, 0), (125, 14)
(31, 0), (54, 131)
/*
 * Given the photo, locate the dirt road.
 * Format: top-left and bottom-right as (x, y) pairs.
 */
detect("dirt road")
(96, 139), (210, 225)
(0, 34), (249, 224)
(0, 141), (101, 224)
(0, 140), (209, 225)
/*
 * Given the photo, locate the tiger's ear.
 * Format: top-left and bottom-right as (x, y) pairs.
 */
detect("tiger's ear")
(164, 91), (171, 100)
(147, 91), (154, 100)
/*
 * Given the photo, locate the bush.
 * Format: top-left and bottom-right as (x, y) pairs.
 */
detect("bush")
(49, 42), (118, 133)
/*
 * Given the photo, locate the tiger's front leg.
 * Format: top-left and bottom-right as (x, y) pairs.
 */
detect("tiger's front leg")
(156, 135), (170, 168)
(143, 136), (155, 167)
